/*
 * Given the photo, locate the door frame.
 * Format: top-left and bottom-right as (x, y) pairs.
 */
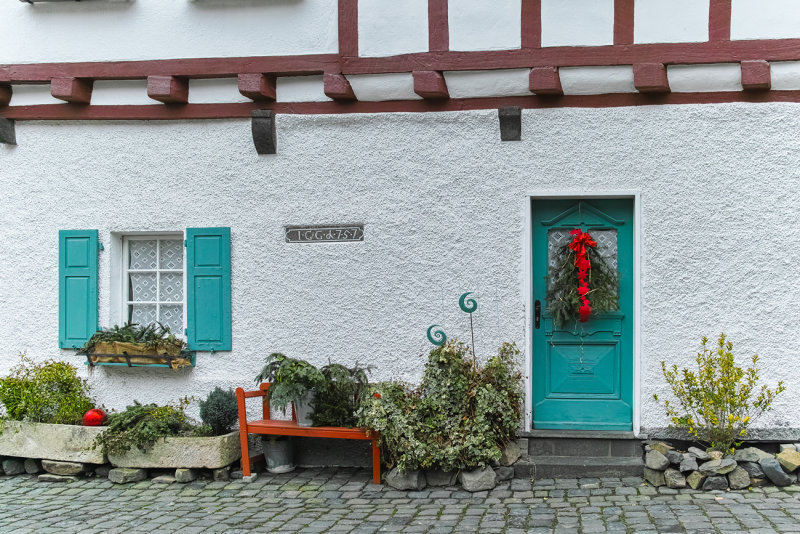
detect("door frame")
(522, 191), (642, 436)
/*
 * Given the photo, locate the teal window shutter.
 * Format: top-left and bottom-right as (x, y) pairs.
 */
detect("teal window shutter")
(59, 230), (99, 349)
(186, 227), (232, 351)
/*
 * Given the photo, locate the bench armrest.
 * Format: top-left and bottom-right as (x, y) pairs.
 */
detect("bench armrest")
(235, 383), (273, 429)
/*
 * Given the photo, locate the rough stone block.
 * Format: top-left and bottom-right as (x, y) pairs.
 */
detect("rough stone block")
(424, 469), (458, 487)
(665, 450), (683, 466)
(664, 468), (686, 489)
(494, 466), (514, 482)
(643, 467), (665, 487)
(688, 447), (710, 461)
(750, 477), (769, 487)
(679, 454), (698, 473)
(108, 468), (147, 484)
(687, 471), (706, 490)
(735, 447), (772, 463)
(230, 469), (243, 479)
(0, 421), (106, 464)
(38, 474), (78, 483)
(24, 459), (41, 474)
(776, 449), (800, 472)
(728, 466), (750, 490)
(108, 431), (240, 469)
(513, 458), (535, 478)
(213, 467), (230, 481)
(42, 460), (85, 476)
(703, 475), (728, 491)
(648, 442), (673, 456)
(385, 468), (426, 491)
(241, 473), (258, 483)
(645, 450), (669, 471)
(739, 461), (765, 478)
(708, 451), (724, 461)
(251, 110), (277, 155)
(500, 441), (521, 466)
(699, 458), (736, 475)
(459, 467), (497, 492)
(759, 457), (792, 487)
(175, 468), (198, 483)
(779, 444), (797, 452)
(94, 465), (111, 478)
(152, 475), (176, 484)
(1, 458), (25, 475)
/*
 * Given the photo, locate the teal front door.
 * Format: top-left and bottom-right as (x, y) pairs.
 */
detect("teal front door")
(531, 198), (634, 430)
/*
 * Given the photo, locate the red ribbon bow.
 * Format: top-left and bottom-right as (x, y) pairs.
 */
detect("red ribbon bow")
(569, 228), (596, 322)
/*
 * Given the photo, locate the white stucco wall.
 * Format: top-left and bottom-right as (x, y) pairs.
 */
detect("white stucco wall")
(0, 0), (338, 64)
(731, 0), (800, 41)
(634, 0), (709, 44)
(357, 0), (429, 57)
(0, 104), (797, 433)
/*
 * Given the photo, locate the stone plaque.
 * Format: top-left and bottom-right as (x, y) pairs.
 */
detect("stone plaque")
(285, 224), (364, 243)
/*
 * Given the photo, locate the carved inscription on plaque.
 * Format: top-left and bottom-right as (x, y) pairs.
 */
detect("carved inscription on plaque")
(285, 224), (364, 243)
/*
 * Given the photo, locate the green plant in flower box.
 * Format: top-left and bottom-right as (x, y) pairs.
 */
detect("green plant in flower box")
(654, 334), (785, 454)
(0, 355), (95, 426)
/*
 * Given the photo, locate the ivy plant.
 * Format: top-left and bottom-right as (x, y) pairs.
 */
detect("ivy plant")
(356, 341), (523, 473)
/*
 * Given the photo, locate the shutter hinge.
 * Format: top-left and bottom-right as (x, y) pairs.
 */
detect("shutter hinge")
(184, 328), (188, 336)
(98, 242), (104, 251)
(184, 240), (187, 247)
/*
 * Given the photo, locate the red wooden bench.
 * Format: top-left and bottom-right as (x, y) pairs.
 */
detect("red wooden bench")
(235, 382), (381, 484)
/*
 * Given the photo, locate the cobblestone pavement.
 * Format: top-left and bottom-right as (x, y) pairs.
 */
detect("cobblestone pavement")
(2, 468), (800, 533)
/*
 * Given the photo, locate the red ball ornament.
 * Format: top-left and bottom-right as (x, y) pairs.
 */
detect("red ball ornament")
(82, 408), (107, 426)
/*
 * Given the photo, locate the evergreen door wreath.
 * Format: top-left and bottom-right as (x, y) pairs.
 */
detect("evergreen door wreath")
(546, 228), (620, 327)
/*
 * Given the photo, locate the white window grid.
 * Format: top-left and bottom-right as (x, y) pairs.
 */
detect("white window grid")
(121, 234), (185, 335)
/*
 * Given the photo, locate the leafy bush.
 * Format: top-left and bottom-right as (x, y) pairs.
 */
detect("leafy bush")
(199, 387), (238, 435)
(94, 398), (197, 456)
(356, 341), (522, 473)
(311, 362), (373, 428)
(78, 322), (188, 355)
(0, 355), (95, 425)
(254, 352), (325, 411)
(654, 334), (786, 453)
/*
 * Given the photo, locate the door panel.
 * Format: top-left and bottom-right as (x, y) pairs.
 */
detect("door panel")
(532, 198), (633, 430)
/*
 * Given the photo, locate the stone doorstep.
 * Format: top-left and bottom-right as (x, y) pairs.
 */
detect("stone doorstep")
(517, 456), (644, 478)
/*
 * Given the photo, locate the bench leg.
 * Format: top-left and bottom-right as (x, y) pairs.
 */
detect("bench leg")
(371, 438), (381, 484)
(240, 428), (251, 477)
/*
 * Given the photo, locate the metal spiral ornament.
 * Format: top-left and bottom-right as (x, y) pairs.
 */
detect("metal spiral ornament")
(459, 292), (478, 314)
(426, 325), (447, 346)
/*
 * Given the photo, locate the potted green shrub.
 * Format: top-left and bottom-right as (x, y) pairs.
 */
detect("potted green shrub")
(254, 353), (325, 426)
(78, 323), (192, 369)
(95, 390), (241, 470)
(0, 356), (107, 464)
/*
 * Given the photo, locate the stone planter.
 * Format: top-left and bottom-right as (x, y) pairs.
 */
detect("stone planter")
(108, 431), (240, 469)
(0, 421), (107, 464)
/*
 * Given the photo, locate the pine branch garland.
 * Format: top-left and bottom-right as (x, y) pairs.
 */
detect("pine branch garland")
(546, 232), (620, 327)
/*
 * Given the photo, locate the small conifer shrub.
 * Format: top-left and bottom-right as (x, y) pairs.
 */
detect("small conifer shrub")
(199, 387), (238, 435)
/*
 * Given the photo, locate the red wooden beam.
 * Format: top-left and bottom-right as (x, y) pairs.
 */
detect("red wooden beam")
(340, 40), (800, 74)
(237, 74), (277, 101)
(709, 0), (732, 42)
(50, 77), (93, 104)
(529, 66), (563, 95)
(339, 0), (359, 57)
(0, 54), (339, 83)
(521, 0), (542, 49)
(147, 76), (188, 104)
(323, 73), (357, 100)
(0, 84), (11, 107)
(633, 63), (670, 93)
(7, 90), (800, 121)
(429, 0), (449, 52)
(740, 60), (771, 90)
(614, 0), (635, 46)
(413, 70), (449, 99)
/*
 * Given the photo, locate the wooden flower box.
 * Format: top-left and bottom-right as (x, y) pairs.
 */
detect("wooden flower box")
(87, 341), (194, 369)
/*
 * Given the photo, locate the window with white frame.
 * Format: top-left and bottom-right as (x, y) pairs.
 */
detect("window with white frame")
(122, 235), (184, 335)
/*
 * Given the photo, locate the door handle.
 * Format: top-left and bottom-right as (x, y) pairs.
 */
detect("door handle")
(534, 300), (541, 329)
